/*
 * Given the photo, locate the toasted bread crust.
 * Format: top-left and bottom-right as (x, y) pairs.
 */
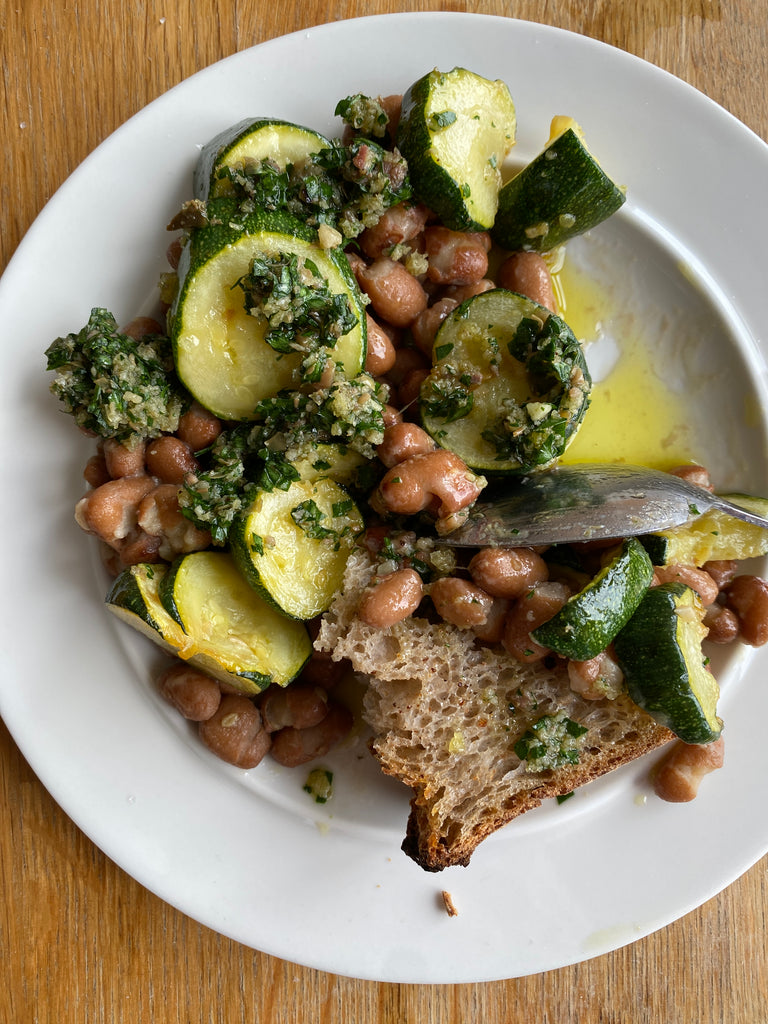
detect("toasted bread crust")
(317, 549), (673, 871)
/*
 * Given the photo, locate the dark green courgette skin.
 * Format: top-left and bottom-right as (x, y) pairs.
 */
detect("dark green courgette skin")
(532, 538), (654, 660)
(397, 69), (515, 233)
(193, 118), (330, 199)
(106, 567), (162, 632)
(491, 128), (626, 252)
(613, 582), (722, 744)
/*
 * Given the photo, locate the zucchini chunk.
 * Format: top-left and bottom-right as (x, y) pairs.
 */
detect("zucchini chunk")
(157, 551), (312, 691)
(642, 494), (768, 566)
(286, 440), (369, 489)
(532, 537), (654, 660)
(397, 67), (516, 231)
(613, 582), (722, 744)
(107, 563), (192, 656)
(229, 477), (365, 620)
(491, 118), (626, 253)
(169, 199), (367, 420)
(194, 118), (330, 199)
(419, 289), (591, 473)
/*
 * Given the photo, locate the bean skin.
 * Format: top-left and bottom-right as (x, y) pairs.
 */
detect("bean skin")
(198, 695), (271, 769)
(176, 402), (223, 452)
(358, 201), (429, 259)
(376, 421), (436, 468)
(502, 582), (570, 663)
(259, 684), (330, 732)
(269, 703), (354, 767)
(103, 437), (147, 479)
(158, 663), (222, 721)
(496, 252), (557, 312)
(355, 257), (428, 327)
(145, 435), (198, 484)
(424, 227), (489, 286)
(409, 297), (458, 357)
(468, 547), (549, 599)
(430, 577), (494, 630)
(378, 450), (485, 519)
(358, 568), (424, 627)
(364, 314), (397, 376)
(702, 603), (739, 644)
(653, 565), (719, 606)
(725, 575), (768, 646)
(653, 736), (725, 802)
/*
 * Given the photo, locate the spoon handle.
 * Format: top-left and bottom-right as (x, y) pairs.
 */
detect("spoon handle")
(711, 494), (768, 530)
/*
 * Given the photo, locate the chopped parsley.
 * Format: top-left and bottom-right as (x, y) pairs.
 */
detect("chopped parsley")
(428, 110), (457, 130)
(290, 498), (338, 542)
(420, 363), (475, 423)
(211, 136), (411, 241)
(45, 308), (185, 446)
(481, 315), (591, 467)
(237, 252), (358, 383)
(514, 711), (588, 773)
(335, 94), (389, 137)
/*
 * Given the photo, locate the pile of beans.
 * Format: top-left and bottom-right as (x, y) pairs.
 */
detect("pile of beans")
(72, 105), (768, 788)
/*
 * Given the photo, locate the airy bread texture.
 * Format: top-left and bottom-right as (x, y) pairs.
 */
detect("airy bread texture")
(317, 549), (673, 872)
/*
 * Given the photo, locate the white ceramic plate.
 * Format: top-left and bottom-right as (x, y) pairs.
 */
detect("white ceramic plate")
(2, 13), (768, 983)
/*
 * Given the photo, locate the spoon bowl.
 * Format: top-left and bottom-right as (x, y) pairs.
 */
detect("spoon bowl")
(442, 463), (768, 548)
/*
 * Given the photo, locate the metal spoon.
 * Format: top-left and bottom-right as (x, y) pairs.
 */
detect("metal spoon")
(441, 463), (768, 548)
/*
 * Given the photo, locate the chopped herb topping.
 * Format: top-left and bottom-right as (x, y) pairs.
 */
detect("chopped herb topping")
(213, 136), (411, 241)
(420, 363), (476, 423)
(514, 711), (588, 772)
(237, 252), (358, 383)
(290, 498), (338, 542)
(45, 308), (185, 446)
(303, 767), (334, 803)
(335, 94), (389, 137)
(481, 314), (591, 467)
(429, 110), (457, 130)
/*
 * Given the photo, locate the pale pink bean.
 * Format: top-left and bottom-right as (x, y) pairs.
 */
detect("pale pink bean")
(430, 577), (494, 630)
(102, 437), (147, 478)
(259, 684), (329, 732)
(358, 201), (430, 258)
(176, 402), (223, 452)
(158, 663), (222, 721)
(378, 450), (485, 518)
(469, 547), (549, 599)
(145, 435), (198, 484)
(376, 421), (436, 468)
(502, 582), (570, 663)
(121, 316), (164, 340)
(269, 703), (354, 767)
(424, 227), (489, 286)
(497, 252), (557, 312)
(653, 565), (719, 606)
(653, 736), (725, 802)
(75, 475), (157, 549)
(136, 483), (212, 560)
(442, 279), (495, 302)
(358, 568), (424, 627)
(702, 604), (740, 644)
(410, 297), (458, 357)
(364, 314), (397, 375)
(199, 695), (271, 769)
(669, 464), (713, 491)
(355, 257), (428, 327)
(725, 575), (768, 646)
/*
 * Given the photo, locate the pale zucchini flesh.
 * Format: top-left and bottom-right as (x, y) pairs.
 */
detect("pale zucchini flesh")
(420, 289), (591, 473)
(158, 551), (312, 690)
(195, 118), (330, 199)
(230, 477), (364, 620)
(170, 204), (366, 421)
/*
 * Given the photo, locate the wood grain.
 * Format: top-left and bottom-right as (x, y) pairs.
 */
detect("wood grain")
(2, 2), (767, 1021)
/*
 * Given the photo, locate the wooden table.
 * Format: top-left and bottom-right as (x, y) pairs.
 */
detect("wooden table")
(2, 2), (767, 1020)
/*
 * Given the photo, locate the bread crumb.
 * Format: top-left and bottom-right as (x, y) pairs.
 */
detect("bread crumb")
(441, 890), (458, 917)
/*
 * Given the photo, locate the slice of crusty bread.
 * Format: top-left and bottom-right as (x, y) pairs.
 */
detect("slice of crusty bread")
(316, 549), (673, 872)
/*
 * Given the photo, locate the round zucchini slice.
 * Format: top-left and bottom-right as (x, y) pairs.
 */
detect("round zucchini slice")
(397, 67), (516, 231)
(158, 551), (312, 691)
(230, 477), (364, 620)
(169, 199), (367, 421)
(194, 118), (331, 199)
(492, 119), (626, 253)
(419, 288), (591, 473)
(107, 563), (192, 656)
(613, 582), (722, 744)
(642, 493), (768, 566)
(532, 537), (654, 661)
